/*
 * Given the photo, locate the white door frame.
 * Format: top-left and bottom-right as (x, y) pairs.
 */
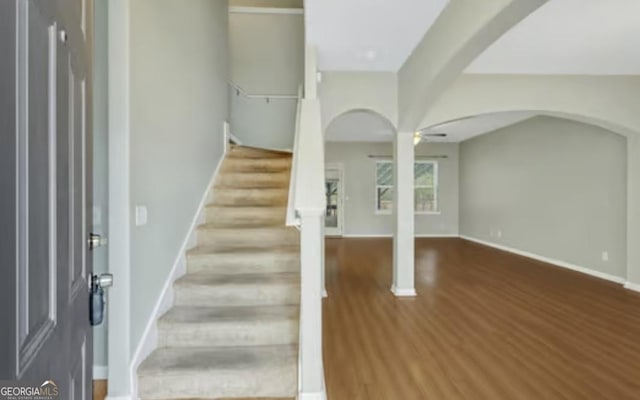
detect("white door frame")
(325, 162), (344, 237)
(107, 1), (132, 399)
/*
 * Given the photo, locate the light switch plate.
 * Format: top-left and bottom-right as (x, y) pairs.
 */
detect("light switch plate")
(135, 205), (148, 226)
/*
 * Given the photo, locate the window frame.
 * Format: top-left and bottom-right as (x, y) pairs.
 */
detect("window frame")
(374, 160), (394, 215)
(414, 160), (439, 215)
(374, 160), (440, 215)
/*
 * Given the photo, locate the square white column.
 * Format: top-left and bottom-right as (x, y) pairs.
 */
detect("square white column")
(392, 132), (416, 296)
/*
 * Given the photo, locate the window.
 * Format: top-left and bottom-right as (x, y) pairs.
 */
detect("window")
(375, 160), (439, 214)
(375, 161), (394, 212)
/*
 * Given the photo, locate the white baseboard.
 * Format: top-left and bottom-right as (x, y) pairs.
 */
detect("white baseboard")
(341, 234), (459, 238)
(341, 234), (391, 238)
(128, 155), (225, 398)
(624, 281), (640, 293)
(391, 286), (417, 297)
(93, 365), (108, 380)
(416, 234), (459, 238)
(460, 235), (626, 285)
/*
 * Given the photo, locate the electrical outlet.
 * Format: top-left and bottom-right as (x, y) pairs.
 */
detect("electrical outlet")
(497, 230), (502, 238)
(602, 251), (609, 262)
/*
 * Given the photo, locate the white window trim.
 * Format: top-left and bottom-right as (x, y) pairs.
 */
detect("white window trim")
(374, 160), (393, 215)
(415, 160), (439, 215)
(374, 160), (440, 215)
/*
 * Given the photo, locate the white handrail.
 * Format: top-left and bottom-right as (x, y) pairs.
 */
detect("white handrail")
(286, 85), (304, 227)
(228, 81), (298, 100)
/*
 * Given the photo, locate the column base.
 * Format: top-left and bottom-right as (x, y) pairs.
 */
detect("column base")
(298, 390), (327, 400)
(391, 285), (417, 297)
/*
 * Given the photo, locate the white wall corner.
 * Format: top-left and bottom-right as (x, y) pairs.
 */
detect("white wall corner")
(460, 235), (627, 285)
(128, 155), (225, 397)
(624, 281), (640, 293)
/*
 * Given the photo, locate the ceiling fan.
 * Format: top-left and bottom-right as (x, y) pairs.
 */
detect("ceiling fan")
(413, 131), (447, 145)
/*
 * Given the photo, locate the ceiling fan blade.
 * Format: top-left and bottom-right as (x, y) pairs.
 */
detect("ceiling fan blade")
(421, 133), (448, 137)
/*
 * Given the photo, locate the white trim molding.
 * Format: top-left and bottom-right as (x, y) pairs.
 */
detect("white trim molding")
(391, 286), (417, 297)
(342, 234), (459, 238)
(230, 6), (304, 15)
(460, 235), (626, 285)
(624, 281), (640, 293)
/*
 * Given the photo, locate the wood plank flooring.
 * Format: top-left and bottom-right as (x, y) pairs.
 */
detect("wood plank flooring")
(323, 238), (640, 400)
(93, 380), (107, 400)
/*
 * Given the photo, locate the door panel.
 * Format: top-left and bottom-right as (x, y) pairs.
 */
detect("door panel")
(1, 1), (94, 398)
(17, 0), (57, 376)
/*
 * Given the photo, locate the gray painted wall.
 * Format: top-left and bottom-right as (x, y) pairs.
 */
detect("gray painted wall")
(229, 13), (303, 95)
(460, 116), (627, 278)
(324, 142), (459, 236)
(92, 0), (109, 377)
(129, 0), (229, 355)
(229, 12), (303, 149)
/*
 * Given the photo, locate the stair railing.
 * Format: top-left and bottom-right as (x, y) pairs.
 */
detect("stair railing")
(287, 46), (327, 400)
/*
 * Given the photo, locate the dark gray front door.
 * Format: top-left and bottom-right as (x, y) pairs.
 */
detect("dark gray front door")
(1, 1), (93, 399)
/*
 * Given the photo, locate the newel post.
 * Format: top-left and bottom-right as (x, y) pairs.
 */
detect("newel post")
(298, 208), (325, 399)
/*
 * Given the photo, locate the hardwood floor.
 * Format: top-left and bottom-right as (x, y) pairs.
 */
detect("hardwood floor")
(323, 238), (640, 400)
(93, 380), (107, 400)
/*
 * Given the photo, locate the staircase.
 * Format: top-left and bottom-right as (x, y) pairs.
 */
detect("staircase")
(138, 145), (300, 400)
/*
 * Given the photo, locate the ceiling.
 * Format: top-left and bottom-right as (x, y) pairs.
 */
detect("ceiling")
(420, 112), (538, 143)
(325, 110), (395, 142)
(305, 0), (449, 71)
(326, 111), (537, 143)
(466, 0), (640, 75)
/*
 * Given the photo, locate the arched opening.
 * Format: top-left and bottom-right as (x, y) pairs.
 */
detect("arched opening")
(421, 111), (629, 283)
(325, 109), (397, 142)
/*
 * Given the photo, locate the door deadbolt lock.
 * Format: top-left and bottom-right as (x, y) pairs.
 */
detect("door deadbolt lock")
(88, 233), (108, 250)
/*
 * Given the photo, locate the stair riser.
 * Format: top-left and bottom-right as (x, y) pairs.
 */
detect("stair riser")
(221, 159), (291, 174)
(174, 285), (300, 307)
(187, 253), (300, 275)
(138, 366), (297, 399)
(158, 320), (298, 348)
(205, 207), (285, 228)
(216, 173), (289, 189)
(228, 146), (291, 159)
(197, 229), (299, 248)
(208, 190), (288, 206)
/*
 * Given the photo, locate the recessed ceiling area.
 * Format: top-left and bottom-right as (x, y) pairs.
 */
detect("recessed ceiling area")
(420, 112), (538, 142)
(466, 0), (640, 75)
(325, 110), (395, 142)
(326, 111), (538, 143)
(305, 0), (449, 71)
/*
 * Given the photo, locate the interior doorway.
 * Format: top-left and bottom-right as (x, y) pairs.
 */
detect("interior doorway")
(325, 164), (344, 236)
